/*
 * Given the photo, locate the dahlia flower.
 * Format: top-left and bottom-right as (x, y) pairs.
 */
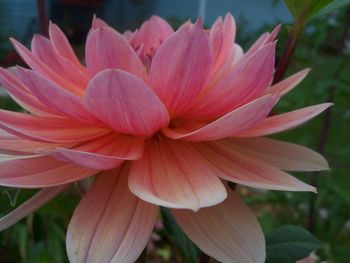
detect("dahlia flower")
(0, 14), (330, 263)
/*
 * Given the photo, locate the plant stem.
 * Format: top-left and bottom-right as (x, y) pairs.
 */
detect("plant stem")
(199, 253), (211, 263)
(37, 0), (49, 37)
(273, 9), (307, 84)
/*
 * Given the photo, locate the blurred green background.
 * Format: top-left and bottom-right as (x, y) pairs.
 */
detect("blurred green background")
(0, 0), (349, 262)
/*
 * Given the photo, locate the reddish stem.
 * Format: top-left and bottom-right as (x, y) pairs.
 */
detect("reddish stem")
(37, 0), (49, 37)
(273, 10), (306, 84)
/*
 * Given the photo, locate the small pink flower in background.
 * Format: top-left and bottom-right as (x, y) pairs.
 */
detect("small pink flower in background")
(296, 252), (319, 263)
(0, 14), (330, 263)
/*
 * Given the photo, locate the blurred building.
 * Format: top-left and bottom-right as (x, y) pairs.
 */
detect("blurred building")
(0, 0), (291, 63)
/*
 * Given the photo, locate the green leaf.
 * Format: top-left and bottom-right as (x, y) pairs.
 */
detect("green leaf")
(313, 0), (350, 18)
(161, 208), (198, 263)
(266, 225), (323, 263)
(285, 0), (335, 20)
(331, 174), (350, 204)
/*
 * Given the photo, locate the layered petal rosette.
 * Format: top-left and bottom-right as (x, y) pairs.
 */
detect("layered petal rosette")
(0, 14), (330, 263)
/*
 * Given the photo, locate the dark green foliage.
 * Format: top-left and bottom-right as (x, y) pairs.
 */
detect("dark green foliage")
(265, 225), (323, 263)
(160, 208), (199, 263)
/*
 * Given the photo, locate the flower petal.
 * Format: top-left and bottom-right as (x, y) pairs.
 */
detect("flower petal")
(235, 103), (333, 137)
(31, 35), (88, 89)
(67, 166), (158, 263)
(91, 15), (110, 29)
(196, 141), (316, 192)
(85, 26), (146, 79)
(129, 138), (227, 211)
(0, 67), (57, 116)
(210, 13), (236, 73)
(49, 22), (87, 73)
(172, 189), (266, 263)
(187, 43), (275, 119)
(0, 110), (109, 143)
(0, 185), (67, 231)
(50, 133), (144, 170)
(10, 38), (83, 95)
(17, 67), (100, 124)
(244, 24), (281, 59)
(149, 19), (213, 115)
(84, 69), (169, 137)
(266, 68), (310, 96)
(163, 95), (277, 141)
(0, 155), (97, 188)
(226, 137), (329, 171)
(0, 129), (63, 154)
(132, 15), (174, 54)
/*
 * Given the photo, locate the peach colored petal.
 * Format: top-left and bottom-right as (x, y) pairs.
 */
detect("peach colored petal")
(186, 43), (275, 119)
(163, 95), (277, 141)
(0, 110), (109, 143)
(210, 13), (236, 73)
(91, 15), (109, 29)
(85, 69), (169, 137)
(172, 189), (265, 263)
(67, 167), (158, 263)
(266, 68), (311, 96)
(50, 133), (144, 170)
(226, 137), (329, 171)
(17, 67), (101, 125)
(0, 129), (64, 154)
(0, 155), (97, 188)
(85, 26), (146, 79)
(0, 185), (67, 231)
(10, 38), (83, 95)
(31, 35), (88, 89)
(132, 15), (174, 54)
(129, 138), (227, 211)
(244, 24), (281, 59)
(207, 43), (244, 88)
(149, 19), (213, 116)
(195, 141), (316, 192)
(235, 103), (333, 137)
(49, 22), (87, 73)
(0, 67), (58, 116)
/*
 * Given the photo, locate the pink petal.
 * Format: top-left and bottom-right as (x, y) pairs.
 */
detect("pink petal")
(266, 68), (310, 96)
(91, 15), (109, 29)
(0, 67), (57, 116)
(0, 155), (97, 188)
(17, 67), (100, 125)
(0, 110), (109, 143)
(49, 22), (86, 73)
(0, 185), (67, 231)
(85, 26), (146, 79)
(186, 43), (276, 119)
(149, 19), (213, 115)
(67, 167), (158, 263)
(10, 38), (83, 95)
(235, 103), (333, 137)
(172, 189), (266, 263)
(129, 138), (227, 211)
(132, 15), (174, 54)
(226, 137), (329, 171)
(85, 69), (169, 137)
(163, 95), (277, 141)
(50, 133), (144, 170)
(244, 24), (281, 59)
(31, 35), (87, 89)
(0, 129), (64, 154)
(210, 13), (236, 73)
(196, 141), (316, 192)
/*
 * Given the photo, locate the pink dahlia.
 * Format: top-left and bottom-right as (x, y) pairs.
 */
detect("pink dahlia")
(0, 14), (330, 263)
